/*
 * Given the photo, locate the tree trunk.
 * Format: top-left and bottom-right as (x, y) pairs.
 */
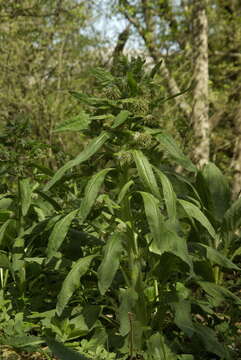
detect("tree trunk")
(191, 0), (210, 167)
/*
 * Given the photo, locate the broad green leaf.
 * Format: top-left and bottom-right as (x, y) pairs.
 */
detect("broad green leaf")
(19, 179), (37, 216)
(194, 324), (230, 359)
(140, 192), (192, 268)
(149, 60), (163, 79)
(173, 300), (194, 337)
(0, 251), (10, 268)
(54, 111), (90, 132)
(56, 255), (96, 316)
(178, 199), (216, 239)
(78, 168), (113, 223)
(44, 132), (110, 191)
(118, 288), (138, 336)
(35, 190), (61, 211)
(222, 196), (241, 232)
(47, 210), (78, 258)
(198, 281), (241, 306)
(196, 243), (240, 270)
(133, 150), (160, 199)
(117, 180), (134, 204)
(197, 163), (231, 222)
(147, 333), (177, 360)
(46, 338), (90, 360)
(154, 168), (177, 220)
(2, 335), (44, 349)
(97, 233), (124, 295)
(111, 110), (130, 128)
(0, 210), (13, 222)
(156, 133), (197, 172)
(0, 219), (12, 247)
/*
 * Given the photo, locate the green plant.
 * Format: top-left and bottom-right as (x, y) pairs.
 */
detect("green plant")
(41, 57), (240, 359)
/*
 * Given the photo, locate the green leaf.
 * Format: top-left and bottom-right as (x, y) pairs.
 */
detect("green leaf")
(156, 133), (197, 172)
(198, 281), (241, 306)
(222, 196), (241, 232)
(117, 180), (134, 204)
(46, 338), (90, 360)
(0, 210), (13, 222)
(0, 251), (10, 268)
(196, 243), (240, 270)
(147, 333), (178, 360)
(149, 60), (163, 79)
(194, 323), (230, 359)
(178, 199), (216, 239)
(118, 288), (138, 336)
(44, 132), (110, 191)
(97, 233), (124, 295)
(47, 210), (78, 258)
(56, 255), (96, 316)
(2, 335), (44, 349)
(54, 111), (90, 133)
(197, 163), (231, 222)
(19, 178), (36, 216)
(140, 192), (192, 268)
(78, 168), (113, 223)
(133, 150), (160, 199)
(0, 219), (12, 247)
(111, 110), (130, 128)
(154, 168), (177, 221)
(173, 300), (194, 337)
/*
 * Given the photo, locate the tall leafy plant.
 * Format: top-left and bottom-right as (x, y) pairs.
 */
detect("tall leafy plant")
(42, 57), (240, 359)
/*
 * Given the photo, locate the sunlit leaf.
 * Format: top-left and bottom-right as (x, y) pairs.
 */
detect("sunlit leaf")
(44, 132), (110, 191)
(78, 168), (113, 223)
(133, 150), (160, 199)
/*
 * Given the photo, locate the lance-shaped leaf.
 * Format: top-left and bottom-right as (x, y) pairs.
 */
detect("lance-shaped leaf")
(178, 199), (216, 239)
(46, 338), (90, 360)
(56, 255), (96, 316)
(54, 111), (91, 133)
(140, 192), (192, 268)
(44, 132), (110, 191)
(78, 168), (113, 223)
(0, 219), (12, 247)
(196, 163), (231, 222)
(97, 232), (124, 295)
(156, 133), (197, 172)
(194, 243), (240, 270)
(111, 110), (130, 129)
(221, 196), (241, 233)
(118, 288), (138, 336)
(154, 168), (177, 221)
(198, 281), (241, 306)
(117, 180), (134, 204)
(133, 150), (160, 199)
(19, 179), (36, 216)
(47, 210), (78, 258)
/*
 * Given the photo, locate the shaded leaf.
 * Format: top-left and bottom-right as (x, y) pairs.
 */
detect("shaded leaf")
(111, 110), (130, 128)
(154, 168), (177, 220)
(19, 179), (36, 216)
(46, 338), (90, 360)
(178, 199), (216, 239)
(97, 233), (124, 295)
(46, 210), (78, 258)
(56, 255), (96, 316)
(196, 163), (231, 222)
(196, 243), (240, 270)
(222, 196), (241, 232)
(156, 133), (196, 172)
(140, 192), (192, 268)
